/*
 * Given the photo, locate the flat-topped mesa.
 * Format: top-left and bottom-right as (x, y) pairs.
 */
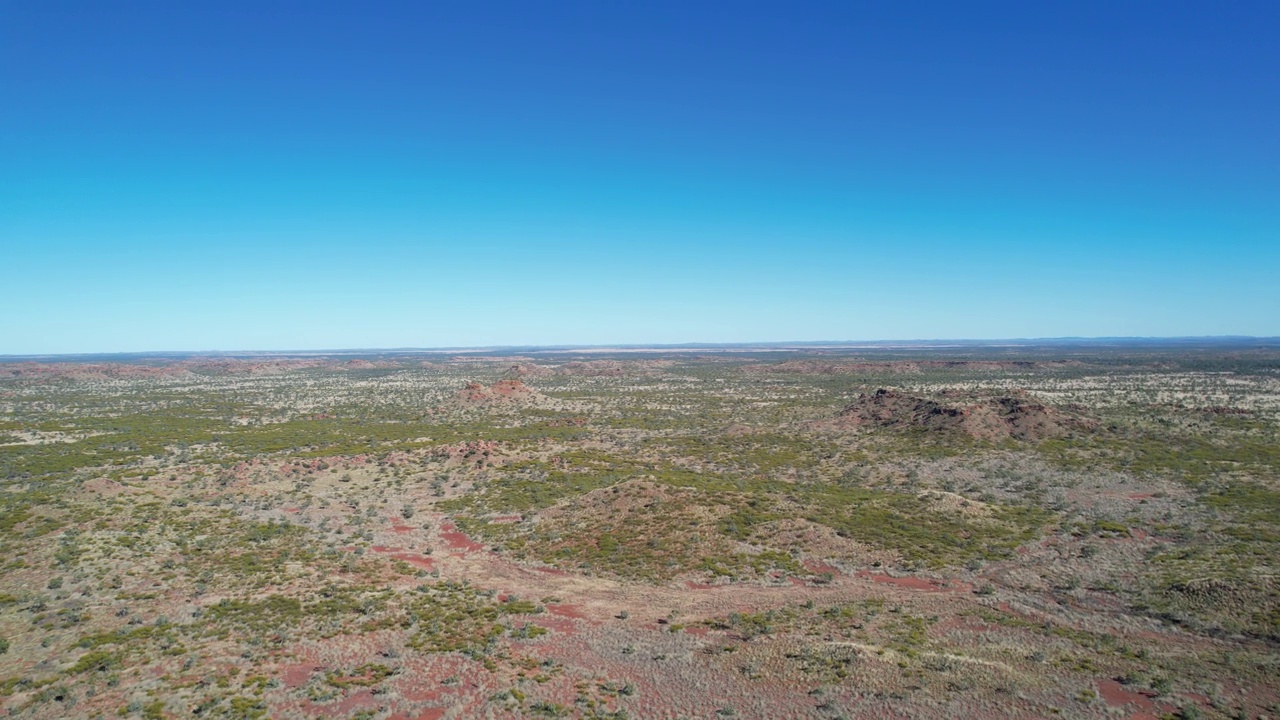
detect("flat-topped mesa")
(835, 387), (1097, 441)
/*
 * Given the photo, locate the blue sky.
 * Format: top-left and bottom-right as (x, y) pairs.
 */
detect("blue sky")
(2, 1), (1277, 353)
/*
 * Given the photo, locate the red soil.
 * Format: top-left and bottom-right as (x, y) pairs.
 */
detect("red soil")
(373, 545), (440, 568)
(278, 663), (319, 689)
(329, 688), (377, 715)
(489, 379), (530, 397)
(396, 687), (443, 704)
(438, 523), (485, 553)
(329, 668), (385, 686)
(405, 711), (446, 720)
(387, 516), (415, 533)
(537, 616), (579, 633)
(1097, 678), (1167, 718)
(855, 570), (971, 592)
(803, 559), (841, 575)
(454, 379), (537, 405)
(546, 603), (588, 619)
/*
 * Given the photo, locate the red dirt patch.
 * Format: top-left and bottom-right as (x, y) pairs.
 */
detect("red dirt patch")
(803, 559), (841, 575)
(855, 570), (970, 592)
(546, 603), (587, 619)
(279, 664), (319, 689)
(368, 544), (437, 570)
(438, 522), (485, 553)
(1097, 678), (1167, 717)
(489, 379), (531, 397)
(390, 553), (436, 571)
(538, 616), (580, 633)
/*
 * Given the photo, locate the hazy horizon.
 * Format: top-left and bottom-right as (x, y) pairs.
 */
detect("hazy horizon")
(3, 335), (1279, 360)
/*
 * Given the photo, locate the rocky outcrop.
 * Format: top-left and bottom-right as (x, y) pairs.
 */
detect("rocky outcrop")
(505, 363), (553, 378)
(554, 361), (629, 377)
(833, 388), (1097, 441)
(453, 379), (541, 405)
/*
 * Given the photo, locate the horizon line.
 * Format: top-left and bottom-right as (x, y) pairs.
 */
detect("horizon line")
(4, 335), (1280, 361)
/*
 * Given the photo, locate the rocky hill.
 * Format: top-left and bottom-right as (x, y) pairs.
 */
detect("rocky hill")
(834, 388), (1097, 441)
(453, 379), (543, 406)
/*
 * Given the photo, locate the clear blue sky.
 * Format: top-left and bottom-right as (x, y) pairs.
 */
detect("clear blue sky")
(2, 1), (1277, 353)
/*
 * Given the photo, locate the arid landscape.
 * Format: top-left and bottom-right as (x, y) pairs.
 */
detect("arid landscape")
(6, 0), (1278, 716)
(0, 342), (1277, 719)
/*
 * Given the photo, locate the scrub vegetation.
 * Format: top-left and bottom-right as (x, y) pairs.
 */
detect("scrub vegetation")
(2, 345), (1279, 718)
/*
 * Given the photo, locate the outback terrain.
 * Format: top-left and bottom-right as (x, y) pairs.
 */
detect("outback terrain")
(1, 343), (1278, 719)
